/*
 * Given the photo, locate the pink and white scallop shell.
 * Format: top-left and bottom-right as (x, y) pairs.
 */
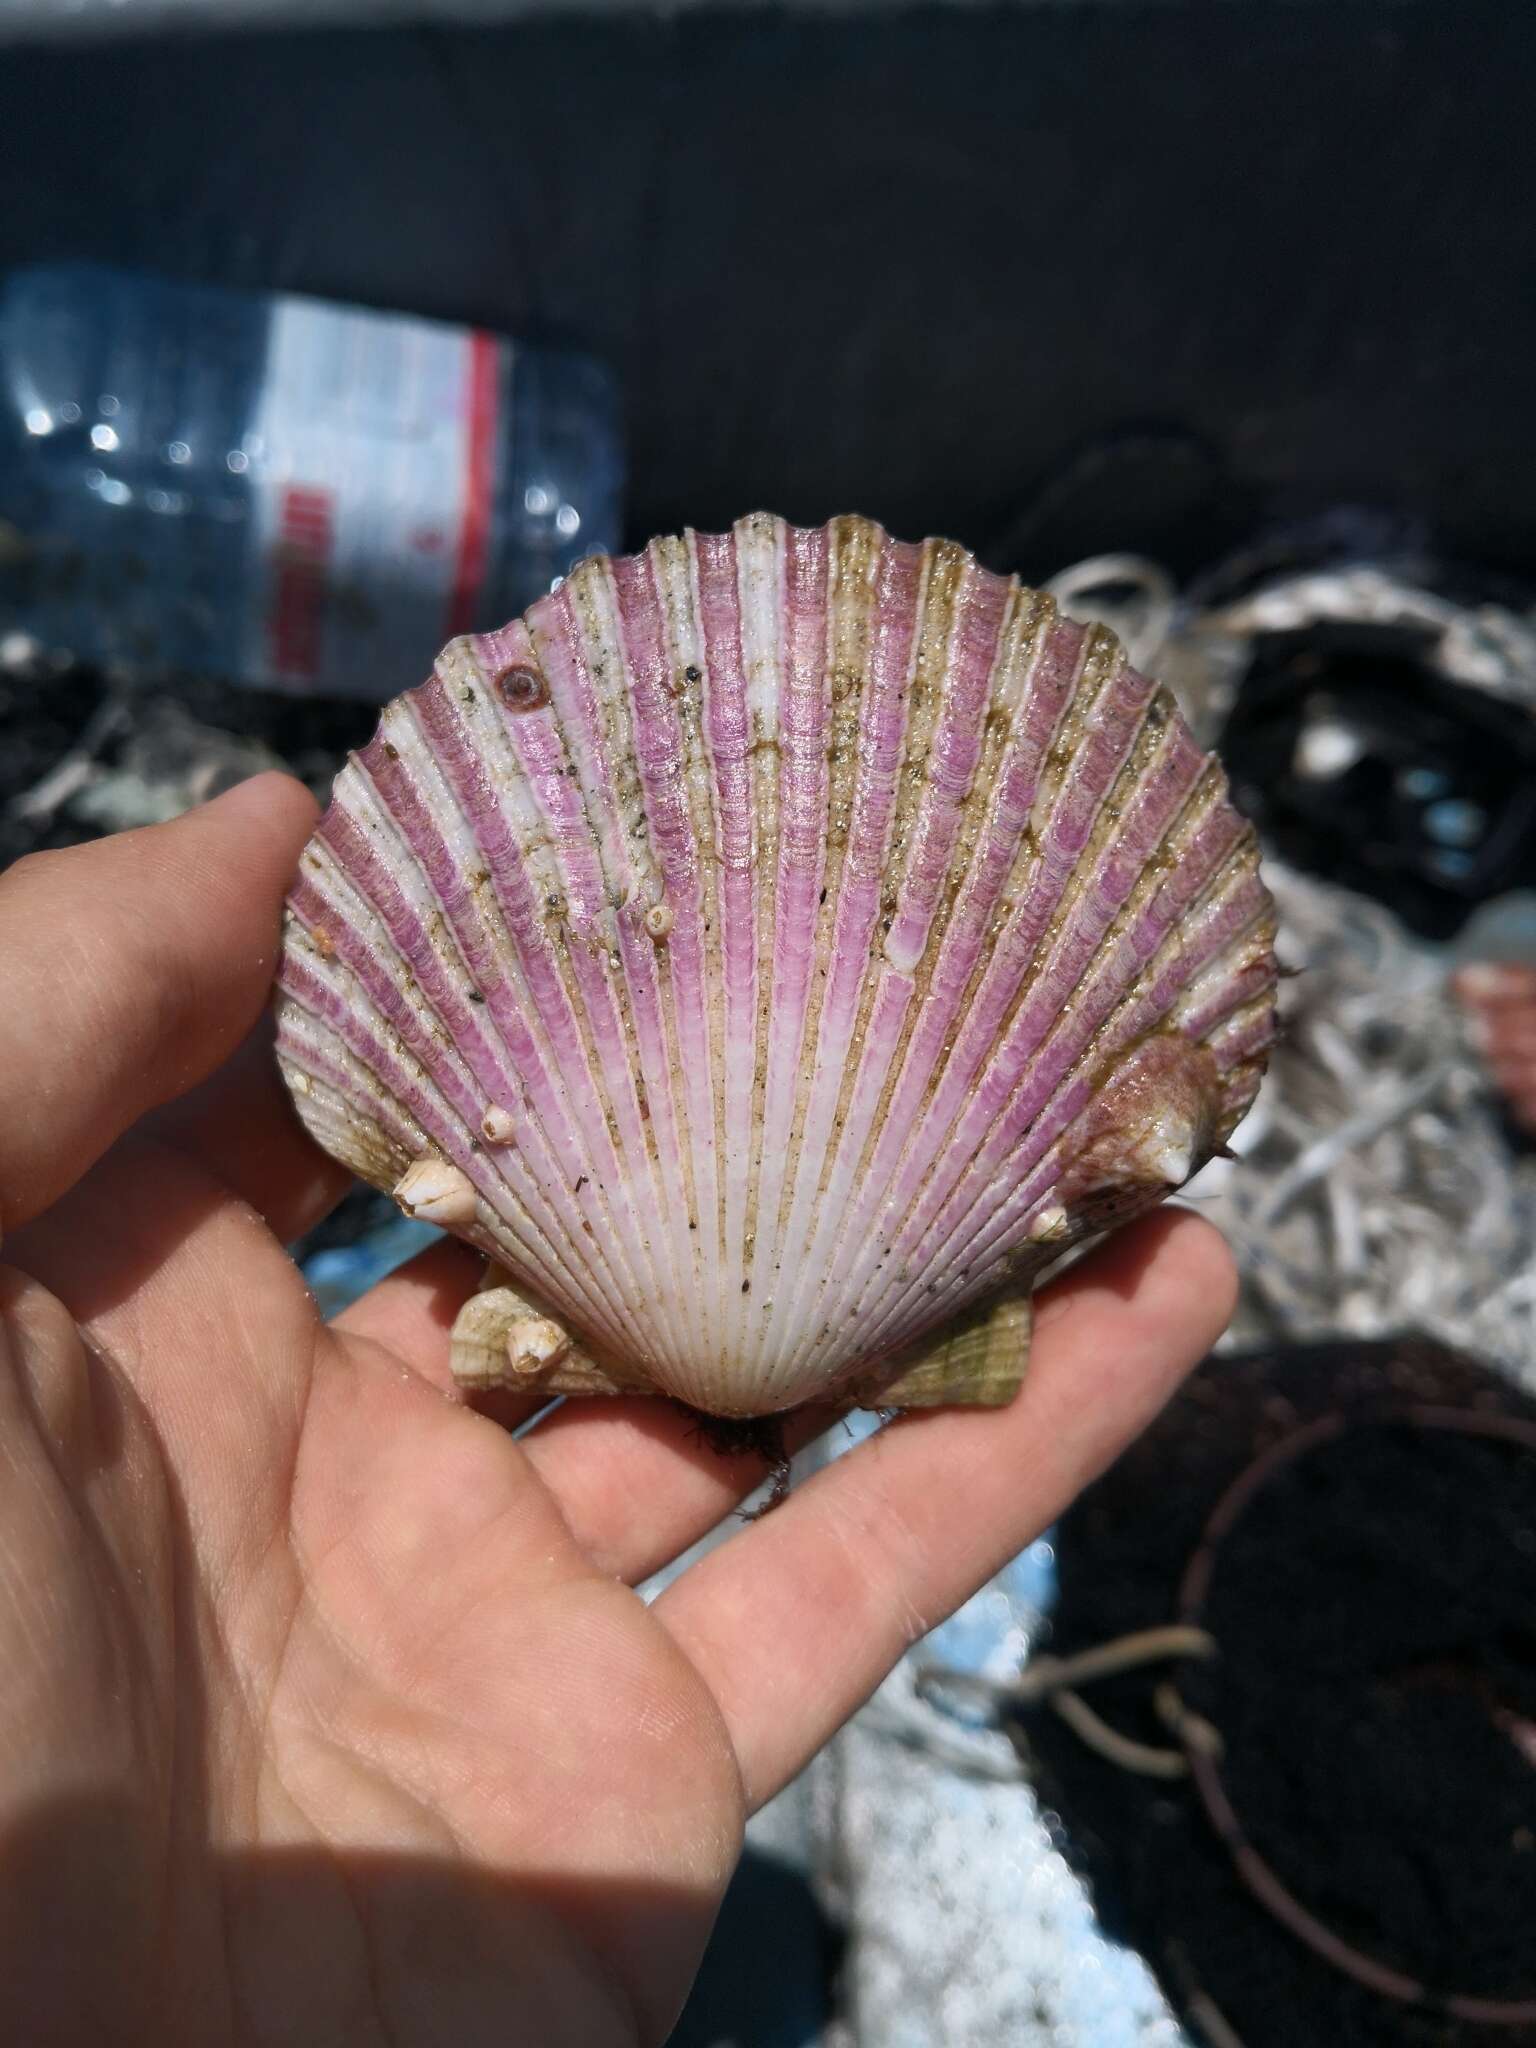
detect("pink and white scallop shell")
(275, 513), (1277, 1418)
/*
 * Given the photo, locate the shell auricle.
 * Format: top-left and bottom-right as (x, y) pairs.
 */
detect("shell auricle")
(276, 513), (1278, 1418)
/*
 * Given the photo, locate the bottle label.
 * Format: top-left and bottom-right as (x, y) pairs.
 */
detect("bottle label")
(242, 297), (505, 695)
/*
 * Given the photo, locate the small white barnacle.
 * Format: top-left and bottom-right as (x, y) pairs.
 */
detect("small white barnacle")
(1027, 1203), (1069, 1243)
(1134, 1108), (1197, 1188)
(393, 1157), (478, 1225)
(644, 903), (675, 942)
(505, 1317), (572, 1377)
(480, 1106), (518, 1145)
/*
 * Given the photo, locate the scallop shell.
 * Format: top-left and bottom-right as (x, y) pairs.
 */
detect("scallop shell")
(276, 513), (1277, 1418)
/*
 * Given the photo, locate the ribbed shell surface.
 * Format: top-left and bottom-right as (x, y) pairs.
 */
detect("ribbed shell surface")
(276, 514), (1276, 1415)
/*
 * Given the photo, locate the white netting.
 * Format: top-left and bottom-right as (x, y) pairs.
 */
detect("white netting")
(1184, 860), (1536, 1378)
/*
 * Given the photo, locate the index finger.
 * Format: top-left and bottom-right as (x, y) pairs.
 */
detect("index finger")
(0, 771), (317, 1237)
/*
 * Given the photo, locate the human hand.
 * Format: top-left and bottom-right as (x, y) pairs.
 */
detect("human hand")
(0, 775), (1236, 2047)
(1455, 963), (1536, 1136)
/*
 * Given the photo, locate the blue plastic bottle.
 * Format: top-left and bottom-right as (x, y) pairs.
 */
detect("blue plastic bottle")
(0, 263), (623, 697)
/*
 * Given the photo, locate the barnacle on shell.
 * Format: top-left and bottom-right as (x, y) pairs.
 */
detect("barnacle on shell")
(276, 513), (1277, 1418)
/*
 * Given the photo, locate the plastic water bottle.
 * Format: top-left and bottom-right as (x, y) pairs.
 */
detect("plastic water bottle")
(0, 263), (623, 698)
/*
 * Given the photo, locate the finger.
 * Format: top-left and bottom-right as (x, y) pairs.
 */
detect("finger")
(1475, 1019), (1536, 1063)
(0, 772), (317, 1238)
(519, 1399), (837, 1582)
(1487, 1062), (1536, 1126)
(340, 1246), (837, 1568)
(147, 1021), (351, 1243)
(1454, 964), (1536, 1012)
(654, 1210), (1235, 1809)
(1483, 1040), (1536, 1079)
(333, 1237), (492, 1389)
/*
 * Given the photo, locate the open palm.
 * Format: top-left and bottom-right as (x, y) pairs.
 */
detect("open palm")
(0, 775), (1235, 2046)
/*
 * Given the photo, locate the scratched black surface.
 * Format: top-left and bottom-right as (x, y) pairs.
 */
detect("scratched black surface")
(2, 4), (1533, 584)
